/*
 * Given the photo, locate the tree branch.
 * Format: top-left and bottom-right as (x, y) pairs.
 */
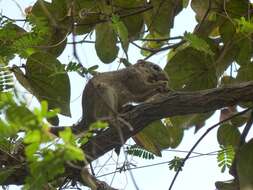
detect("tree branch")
(82, 81), (253, 161)
(2, 81), (253, 186)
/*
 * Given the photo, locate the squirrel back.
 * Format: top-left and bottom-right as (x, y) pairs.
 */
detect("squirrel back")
(77, 60), (169, 131)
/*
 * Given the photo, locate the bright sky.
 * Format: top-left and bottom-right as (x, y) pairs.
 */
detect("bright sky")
(0, 1), (245, 190)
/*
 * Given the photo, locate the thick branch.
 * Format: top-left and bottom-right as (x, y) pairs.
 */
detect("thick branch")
(82, 81), (253, 161)
(2, 81), (253, 186)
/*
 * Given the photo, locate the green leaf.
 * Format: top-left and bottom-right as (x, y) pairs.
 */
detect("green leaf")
(237, 63), (253, 82)
(144, 0), (183, 35)
(141, 32), (167, 56)
(168, 156), (183, 172)
(25, 143), (40, 161)
(65, 145), (85, 161)
(95, 22), (119, 63)
(24, 130), (41, 144)
(111, 15), (129, 51)
(219, 20), (236, 44)
(217, 145), (235, 173)
(169, 112), (213, 132)
(217, 124), (240, 148)
(225, 0), (248, 19)
(26, 52), (71, 116)
(184, 33), (214, 55)
(0, 167), (15, 183)
(235, 38), (252, 66)
(6, 105), (37, 129)
(127, 145), (155, 160)
(30, 1), (69, 57)
(237, 139), (253, 190)
(235, 17), (253, 34)
(165, 47), (217, 90)
(89, 121), (108, 131)
(133, 120), (184, 156)
(31, 0), (68, 22)
(59, 128), (73, 144)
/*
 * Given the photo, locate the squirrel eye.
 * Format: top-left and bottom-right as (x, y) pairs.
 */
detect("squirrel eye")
(152, 64), (161, 71)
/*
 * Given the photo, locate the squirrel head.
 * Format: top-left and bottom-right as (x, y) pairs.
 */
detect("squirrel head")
(135, 60), (169, 83)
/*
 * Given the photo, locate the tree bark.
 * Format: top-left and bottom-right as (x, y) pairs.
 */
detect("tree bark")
(82, 81), (253, 161)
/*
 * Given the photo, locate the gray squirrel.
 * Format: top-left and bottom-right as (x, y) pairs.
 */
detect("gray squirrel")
(76, 60), (170, 132)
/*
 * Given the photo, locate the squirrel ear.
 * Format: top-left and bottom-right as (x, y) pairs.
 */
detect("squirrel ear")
(137, 59), (145, 65)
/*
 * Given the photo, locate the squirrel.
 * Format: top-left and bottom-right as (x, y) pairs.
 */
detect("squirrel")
(75, 60), (170, 132)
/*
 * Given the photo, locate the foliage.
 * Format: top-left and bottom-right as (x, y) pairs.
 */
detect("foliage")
(0, 0), (253, 189)
(168, 156), (184, 172)
(217, 145), (235, 173)
(126, 144), (155, 160)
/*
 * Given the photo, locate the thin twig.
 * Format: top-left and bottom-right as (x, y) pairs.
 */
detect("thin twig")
(144, 40), (185, 60)
(1, 15), (26, 22)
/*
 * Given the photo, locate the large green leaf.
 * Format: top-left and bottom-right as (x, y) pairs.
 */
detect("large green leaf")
(217, 124), (241, 148)
(31, 0), (69, 57)
(111, 15), (129, 51)
(74, 0), (99, 35)
(26, 52), (71, 116)
(225, 0), (248, 19)
(32, 0), (68, 22)
(0, 23), (27, 61)
(112, 0), (144, 39)
(133, 120), (184, 156)
(219, 19), (252, 66)
(169, 112), (213, 132)
(237, 63), (253, 82)
(95, 22), (119, 63)
(165, 47), (217, 90)
(6, 106), (37, 129)
(144, 0), (183, 35)
(237, 139), (253, 190)
(184, 33), (214, 55)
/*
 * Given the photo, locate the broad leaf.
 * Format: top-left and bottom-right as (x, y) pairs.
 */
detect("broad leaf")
(144, 0), (183, 35)
(112, 15), (129, 51)
(112, 0), (144, 39)
(26, 52), (71, 116)
(184, 33), (214, 55)
(217, 124), (240, 148)
(165, 47), (217, 90)
(6, 105), (37, 129)
(169, 112), (213, 132)
(95, 22), (119, 63)
(133, 120), (183, 156)
(237, 139), (253, 190)
(237, 63), (253, 82)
